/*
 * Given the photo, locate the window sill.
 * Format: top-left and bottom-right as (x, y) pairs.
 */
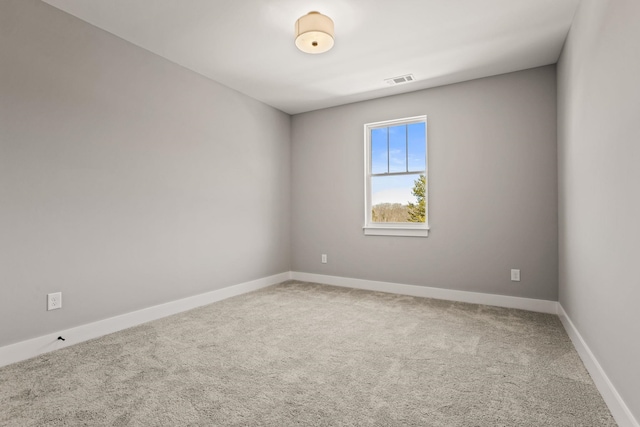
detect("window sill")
(363, 224), (429, 237)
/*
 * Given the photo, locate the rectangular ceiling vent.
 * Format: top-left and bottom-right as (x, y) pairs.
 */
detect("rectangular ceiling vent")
(385, 74), (415, 86)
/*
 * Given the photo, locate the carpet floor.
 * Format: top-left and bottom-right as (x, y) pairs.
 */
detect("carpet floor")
(0, 281), (616, 426)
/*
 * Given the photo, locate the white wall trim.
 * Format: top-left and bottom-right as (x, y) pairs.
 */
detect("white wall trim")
(291, 272), (558, 314)
(4, 271), (635, 427)
(557, 304), (639, 427)
(363, 225), (429, 237)
(294, 272), (638, 424)
(0, 272), (291, 368)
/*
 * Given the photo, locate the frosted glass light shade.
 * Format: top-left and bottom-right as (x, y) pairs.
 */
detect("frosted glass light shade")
(295, 11), (334, 54)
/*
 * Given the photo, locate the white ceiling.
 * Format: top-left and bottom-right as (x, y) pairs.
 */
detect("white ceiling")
(42, 0), (579, 115)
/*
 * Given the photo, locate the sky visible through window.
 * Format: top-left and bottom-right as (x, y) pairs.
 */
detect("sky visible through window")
(371, 123), (426, 206)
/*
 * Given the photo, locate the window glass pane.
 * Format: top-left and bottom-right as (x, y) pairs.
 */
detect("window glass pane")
(371, 128), (388, 174)
(388, 125), (407, 173)
(371, 173), (425, 223)
(407, 122), (426, 172)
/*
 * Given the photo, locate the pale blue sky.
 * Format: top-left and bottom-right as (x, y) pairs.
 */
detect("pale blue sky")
(371, 122), (426, 205)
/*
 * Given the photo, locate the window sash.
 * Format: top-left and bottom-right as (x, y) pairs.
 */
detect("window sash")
(370, 170), (425, 177)
(371, 123), (425, 175)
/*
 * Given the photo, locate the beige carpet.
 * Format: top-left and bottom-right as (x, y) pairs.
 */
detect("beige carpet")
(0, 281), (616, 426)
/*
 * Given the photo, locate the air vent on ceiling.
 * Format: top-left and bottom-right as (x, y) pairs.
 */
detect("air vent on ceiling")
(385, 74), (415, 86)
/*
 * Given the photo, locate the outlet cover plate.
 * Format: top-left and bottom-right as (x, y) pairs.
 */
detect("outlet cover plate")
(47, 292), (62, 310)
(510, 269), (521, 282)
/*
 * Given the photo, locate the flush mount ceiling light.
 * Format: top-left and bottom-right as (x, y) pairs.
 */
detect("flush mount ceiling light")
(295, 11), (334, 54)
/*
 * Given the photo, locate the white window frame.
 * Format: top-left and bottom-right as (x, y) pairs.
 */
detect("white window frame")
(363, 115), (429, 237)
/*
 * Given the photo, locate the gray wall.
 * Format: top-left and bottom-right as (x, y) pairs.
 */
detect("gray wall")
(0, 0), (291, 347)
(558, 0), (640, 420)
(291, 66), (558, 301)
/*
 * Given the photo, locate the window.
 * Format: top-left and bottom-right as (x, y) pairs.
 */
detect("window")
(364, 116), (428, 237)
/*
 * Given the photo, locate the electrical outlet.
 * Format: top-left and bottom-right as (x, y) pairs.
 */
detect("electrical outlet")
(47, 292), (62, 310)
(510, 269), (521, 282)
(321, 254), (327, 264)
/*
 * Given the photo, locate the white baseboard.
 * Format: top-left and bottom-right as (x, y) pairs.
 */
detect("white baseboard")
(0, 272), (291, 368)
(3, 271), (635, 427)
(294, 272), (638, 425)
(291, 272), (558, 314)
(557, 304), (639, 427)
